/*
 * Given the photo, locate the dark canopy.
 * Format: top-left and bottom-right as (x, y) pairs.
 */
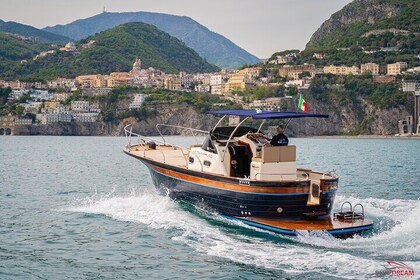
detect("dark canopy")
(207, 110), (329, 119)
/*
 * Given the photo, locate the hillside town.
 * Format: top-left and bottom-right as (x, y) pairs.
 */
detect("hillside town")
(1, 52), (420, 136)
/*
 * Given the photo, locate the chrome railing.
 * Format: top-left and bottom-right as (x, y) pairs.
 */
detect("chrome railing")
(322, 170), (337, 179)
(124, 124), (189, 165)
(156, 124), (208, 145)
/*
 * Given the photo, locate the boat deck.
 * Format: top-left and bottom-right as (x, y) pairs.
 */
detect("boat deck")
(125, 144), (188, 168)
(124, 144), (335, 182)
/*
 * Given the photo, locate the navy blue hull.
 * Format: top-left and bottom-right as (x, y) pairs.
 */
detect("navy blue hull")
(146, 163), (336, 219)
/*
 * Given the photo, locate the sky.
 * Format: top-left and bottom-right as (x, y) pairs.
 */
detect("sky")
(0, 0), (352, 58)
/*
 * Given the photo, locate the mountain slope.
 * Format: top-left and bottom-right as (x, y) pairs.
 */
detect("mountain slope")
(1, 22), (219, 80)
(0, 33), (49, 73)
(43, 11), (260, 69)
(306, 0), (420, 49)
(0, 20), (70, 44)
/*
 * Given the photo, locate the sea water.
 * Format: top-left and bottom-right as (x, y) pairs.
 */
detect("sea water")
(0, 136), (419, 279)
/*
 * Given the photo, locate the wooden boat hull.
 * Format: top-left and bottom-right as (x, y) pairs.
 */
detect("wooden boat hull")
(133, 156), (337, 219)
(144, 162), (373, 237)
(222, 216), (374, 238)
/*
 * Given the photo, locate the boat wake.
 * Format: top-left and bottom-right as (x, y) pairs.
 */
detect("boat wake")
(294, 195), (420, 275)
(63, 186), (419, 279)
(298, 195), (420, 258)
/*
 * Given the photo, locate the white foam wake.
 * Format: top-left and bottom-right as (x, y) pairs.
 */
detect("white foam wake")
(62, 186), (420, 279)
(297, 195), (420, 277)
(65, 186), (192, 230)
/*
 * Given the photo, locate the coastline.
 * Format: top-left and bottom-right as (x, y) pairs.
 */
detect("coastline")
(308, 135), (420, 139)
(4, 131), (420, 139)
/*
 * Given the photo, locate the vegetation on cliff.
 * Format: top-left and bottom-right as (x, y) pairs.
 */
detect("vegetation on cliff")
(268, 50), (300, 61)
(233, 85), (298, 102)
(0, 86), (28, 118)
(298, 46), (419, 68)
(0, 87), (11, 111)
(299, 0), (420, 68)
(306, 0), (420, 49)
(0, 33), (50, 75)
(309, 74), (407, 109)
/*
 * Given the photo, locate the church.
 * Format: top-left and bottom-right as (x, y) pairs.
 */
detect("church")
(130, 57), (142, 76)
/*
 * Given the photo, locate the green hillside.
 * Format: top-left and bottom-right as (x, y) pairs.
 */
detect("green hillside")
(0, 33), (49, 74)
(0, 20), (70, 43)
(1, 22), (219, 80)
(43, 11), (260, 69)
(261, 0), (420, 68)
(306, 0), (420, 50)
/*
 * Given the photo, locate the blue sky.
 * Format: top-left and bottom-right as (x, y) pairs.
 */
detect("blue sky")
(0, 0), (352, 58)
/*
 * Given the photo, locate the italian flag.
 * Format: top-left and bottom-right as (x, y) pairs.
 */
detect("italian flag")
(298, 95), (309, 112)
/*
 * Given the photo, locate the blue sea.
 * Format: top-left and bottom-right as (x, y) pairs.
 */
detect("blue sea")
(1, 136), (419, 279)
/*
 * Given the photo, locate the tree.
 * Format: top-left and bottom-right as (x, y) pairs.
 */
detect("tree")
(298, 71), (311, 79)
(16, 105), (24, 116)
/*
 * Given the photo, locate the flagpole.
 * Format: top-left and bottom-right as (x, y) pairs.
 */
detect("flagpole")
(295, 90), (300, 112)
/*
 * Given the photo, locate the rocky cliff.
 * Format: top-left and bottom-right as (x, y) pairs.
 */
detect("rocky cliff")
(286, 92), (411, 136)
(306, 0), (403, 48)
(15, 106), (218, 136)
(14, 99), (411, 137)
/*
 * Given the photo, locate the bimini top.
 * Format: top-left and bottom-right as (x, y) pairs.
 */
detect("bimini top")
(207, 110), (329, 119)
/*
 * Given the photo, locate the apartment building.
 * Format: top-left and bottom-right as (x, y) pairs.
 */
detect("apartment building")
(387, 62), (408, 75)
(323, 65), (360, 75)
(361, 63), (379, 75)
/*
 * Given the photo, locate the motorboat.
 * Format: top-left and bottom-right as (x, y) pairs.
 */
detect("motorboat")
(123, 110), (373, 237)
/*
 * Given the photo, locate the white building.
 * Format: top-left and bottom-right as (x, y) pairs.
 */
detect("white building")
(14, 117), (32, 125)
(89, 103), (101, 113)
(180, 72), (195, 89)
(210, 74), (225, 86)
(58, 112), (72, 122)
(9, 89), (28, 100)
(47, 78), (76, 89)
(23, 102), (43, 114)
(269, 55), (294, 65)
(41, 114), (59, 124)
(285, 79), (311, 89)
(71, 101), (90, 112)
(53, 92), (70, 102)
(73, 113), (99, 122)
(402, 80), (419, 92)
(129, 94), (147, 110)
(41, 112), (72, 124)
(60, 42), (76, 52)
(30, 90), (53, 101)
(195, 84), (211, 93)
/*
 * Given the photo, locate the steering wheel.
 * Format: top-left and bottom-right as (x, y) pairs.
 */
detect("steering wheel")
(247, 132), (263, 141)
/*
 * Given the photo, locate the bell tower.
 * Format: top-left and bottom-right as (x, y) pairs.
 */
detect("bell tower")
(132, 57), (142, 76)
